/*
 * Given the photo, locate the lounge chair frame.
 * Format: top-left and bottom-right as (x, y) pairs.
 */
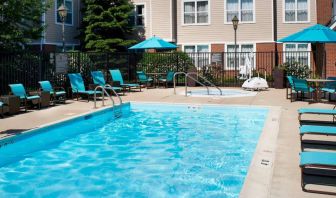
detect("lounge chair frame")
(301, 164), (336, 195)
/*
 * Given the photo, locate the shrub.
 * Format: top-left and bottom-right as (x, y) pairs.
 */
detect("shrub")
(278, 62), (310, 79)
(137, 51), (194, 73)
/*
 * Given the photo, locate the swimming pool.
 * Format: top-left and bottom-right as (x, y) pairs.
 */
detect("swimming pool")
(0, 103), (268, 197)
(182, 89), (257, 98)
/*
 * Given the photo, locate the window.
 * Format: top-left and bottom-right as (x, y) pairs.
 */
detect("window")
(134, 4), (145, 26)
(226, 44), (254, 69)
(226, 0), (254, 23)
(284, 0), (308, 22)
(183, 0), (209, 24)
(184, 45), (210, 69)
(284, 43), (310, 66)
(56, 0), (73, 25)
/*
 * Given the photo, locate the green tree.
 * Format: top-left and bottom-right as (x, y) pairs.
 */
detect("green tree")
(81, 0), (136, 52)
(0, 0), (49, 51)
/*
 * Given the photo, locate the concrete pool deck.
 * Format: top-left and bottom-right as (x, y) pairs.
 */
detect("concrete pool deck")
(0, 87), (335, 197)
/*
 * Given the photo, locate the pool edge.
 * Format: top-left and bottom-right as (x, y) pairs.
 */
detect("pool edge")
(240, 106), (281, 198)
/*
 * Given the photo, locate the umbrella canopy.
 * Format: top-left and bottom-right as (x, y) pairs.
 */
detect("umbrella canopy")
(278, 24), (336, 43)
(129, 36), (177, 50)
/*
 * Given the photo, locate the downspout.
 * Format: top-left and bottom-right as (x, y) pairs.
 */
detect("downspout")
(172, 0), (177, 43)
(273, 0), (278, 67)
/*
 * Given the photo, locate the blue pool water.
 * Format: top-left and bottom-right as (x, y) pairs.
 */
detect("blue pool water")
(0, 103), (268, 197)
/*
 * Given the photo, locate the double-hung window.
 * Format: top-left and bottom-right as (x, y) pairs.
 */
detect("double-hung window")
(56, 0), (73, 25)
(134, 4), (145, 26)
(284, 43), (310, 66)
(284, 0), (308, 22)
(226, 0), (254, 23)
(183, 0), (209, 25)
(226, 44), (254, 69)
(184, 45), (210, 69)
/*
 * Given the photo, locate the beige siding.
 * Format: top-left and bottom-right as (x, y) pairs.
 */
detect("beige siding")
(177, 0), (274, 45)
(277, 0), (317, 41)
(44, 0), (81, 45)
(131, 0), (173, 41)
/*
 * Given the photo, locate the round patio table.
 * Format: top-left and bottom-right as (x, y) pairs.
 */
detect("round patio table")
(306, 78), (336, 102)
(147, 72), (165, 87)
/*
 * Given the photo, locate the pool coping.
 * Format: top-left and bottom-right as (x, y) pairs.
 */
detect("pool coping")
(240, 106), (281, 198)
(177, 88), (258, 98)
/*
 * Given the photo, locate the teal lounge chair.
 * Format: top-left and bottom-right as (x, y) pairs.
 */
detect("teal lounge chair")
(300, 125), (336, 141)
(91, 71), (123, 94)
(286, 76), (296, 100)
(109, 69), (141, 92)
(298, 108), (336, 121)
(322, 77), (336, 100)
(136, 71), (153, 87)
(39, 81), (66, 103)
(68, 73), (103, 102)
(300, 151), (336, 195)
(291, 77), (314, 102)
(159, 71), (175, 88)
(9, 84), (41, 111)
(0, 101), (4, 118)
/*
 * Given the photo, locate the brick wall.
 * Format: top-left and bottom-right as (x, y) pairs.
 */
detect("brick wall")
(256, 43), (276, 73)
(211, 44), (225, 52)
(325, 44), (336, 77)
(316, 0), (333, 25)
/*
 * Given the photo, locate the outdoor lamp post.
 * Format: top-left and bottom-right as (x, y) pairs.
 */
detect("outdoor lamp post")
(57, 4), (68, 52)
(232, 16), (239, 82)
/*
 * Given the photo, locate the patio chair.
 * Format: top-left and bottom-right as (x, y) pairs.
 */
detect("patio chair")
(91, 71), (123, 94)
(286, 76), (296, 100)
(291, 77), (314, 102)
(38, 81), (66, 104)
(9, 84), (41, 111)
(109, 69), (141, 92)
(68, 73), (103, 102)
(298, 107), (336, 121)
(158, 71), (175, 88)
(136, 71), (153, 87)
(300, 151), (336, 195)
(322, 77), (336, 100)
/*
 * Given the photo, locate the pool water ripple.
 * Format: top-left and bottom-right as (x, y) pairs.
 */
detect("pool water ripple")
(0, 104), (268, 197)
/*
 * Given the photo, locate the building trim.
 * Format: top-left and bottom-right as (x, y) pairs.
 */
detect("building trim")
(181, 0), (211, 26)
(282, 0), (311, 24)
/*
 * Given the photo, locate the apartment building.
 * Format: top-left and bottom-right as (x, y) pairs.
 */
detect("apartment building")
(30, 0), (81, 52)
(130, 0), (336, 75)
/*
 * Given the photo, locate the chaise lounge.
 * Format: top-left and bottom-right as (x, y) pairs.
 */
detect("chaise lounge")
(39, 81), (66, 104)
(68, 73), (103, 102)
(300, 151), (336, 195)
(91, 71), (123, 94)
(9, 84), (41, 111)
(298, 108), (336, 121)
(300, 125), (336, 141)
(109, 69), (141, 92)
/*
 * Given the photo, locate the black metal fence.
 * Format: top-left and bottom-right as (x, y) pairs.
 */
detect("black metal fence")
(0, 51), (320, 95)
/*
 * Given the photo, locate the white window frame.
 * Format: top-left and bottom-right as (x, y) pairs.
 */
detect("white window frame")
(183, 44), (211, 69)
(225, 43), (256, 70)
(55, 0), (74, 26)
(182, 0), (211, 26)
(283, 0), (310, 23)
(283, 43), (311, 67)
(224, 0), (256, 24)
(133, 3), (146, 27)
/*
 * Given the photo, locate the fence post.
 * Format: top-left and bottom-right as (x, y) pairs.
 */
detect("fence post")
(77, 51), (81, 72)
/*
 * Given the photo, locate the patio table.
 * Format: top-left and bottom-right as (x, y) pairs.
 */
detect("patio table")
(147, 72), (165, 87)
(306, 78), (336, 102)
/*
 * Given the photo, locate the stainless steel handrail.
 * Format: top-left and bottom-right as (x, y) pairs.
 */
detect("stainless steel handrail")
(104, 84), (123, 105)
(185, 73), (210, 95)
(187, 72), (222, 95)
(173, 72), (187, 95)
(94, 86), (115, 109)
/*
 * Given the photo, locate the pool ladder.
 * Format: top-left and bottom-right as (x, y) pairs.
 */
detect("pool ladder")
(93, 85), (123, 118)
(173, 72), (222, 96)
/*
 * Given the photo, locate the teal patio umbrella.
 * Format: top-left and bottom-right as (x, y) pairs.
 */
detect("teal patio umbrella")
(278, 24), (336, 77)
(278, 24), (336, 43)
(129, 36), (177, 50)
